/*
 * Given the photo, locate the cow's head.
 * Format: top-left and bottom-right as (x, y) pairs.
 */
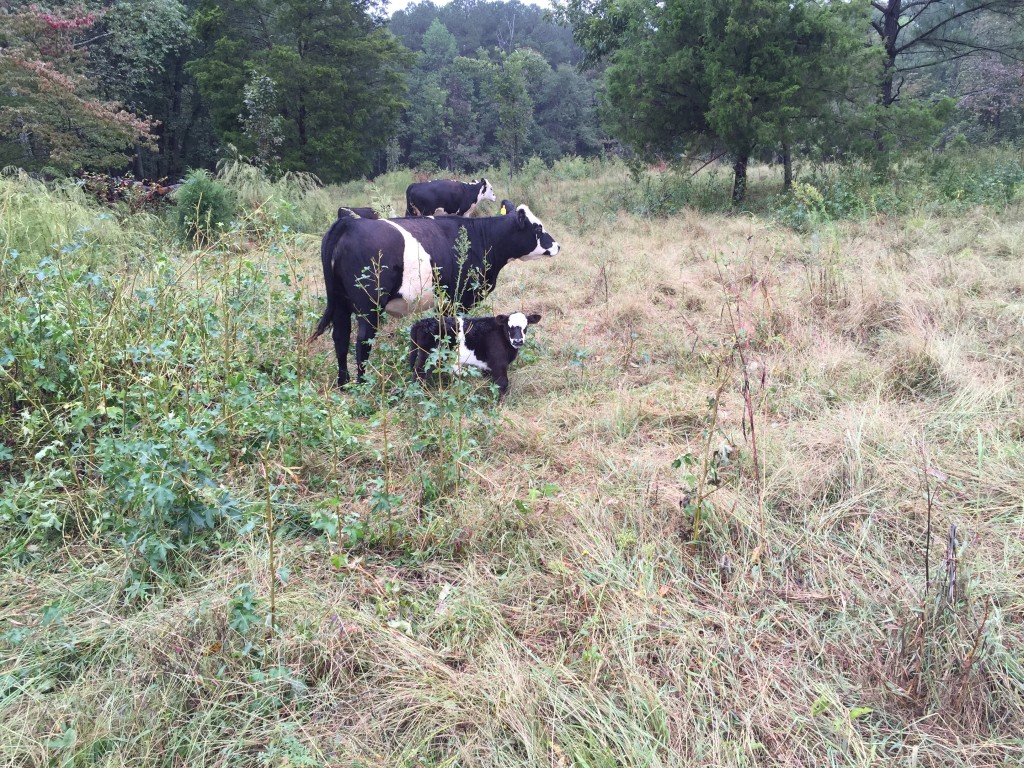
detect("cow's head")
(515, 205), (560, 260)
(474, 178), (496, 203)
(499, 312), (542, 349)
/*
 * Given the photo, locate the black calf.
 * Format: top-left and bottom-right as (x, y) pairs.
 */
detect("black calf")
(409, 312), (542, 400)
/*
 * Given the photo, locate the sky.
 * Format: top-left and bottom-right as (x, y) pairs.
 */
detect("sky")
(386, 0), (553, 16)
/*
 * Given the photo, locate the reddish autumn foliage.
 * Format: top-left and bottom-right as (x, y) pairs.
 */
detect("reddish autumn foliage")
(0, 5), (157, 173)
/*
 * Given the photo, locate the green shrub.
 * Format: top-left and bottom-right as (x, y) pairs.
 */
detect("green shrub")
(0, 195), (361, 582)
(173, 169), (236, 242)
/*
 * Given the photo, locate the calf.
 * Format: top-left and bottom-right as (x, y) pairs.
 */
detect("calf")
(409, 312), (542, 400)
(406, 178), (496, 217)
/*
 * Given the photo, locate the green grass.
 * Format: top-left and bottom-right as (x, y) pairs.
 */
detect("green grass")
(2, 156), (1023, 767)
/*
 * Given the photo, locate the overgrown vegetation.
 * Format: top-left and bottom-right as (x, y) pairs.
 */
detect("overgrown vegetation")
(2, 159), (1023, 766)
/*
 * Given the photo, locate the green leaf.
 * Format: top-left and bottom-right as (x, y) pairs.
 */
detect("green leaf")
(849, 706), (874, 720)
(45, 727), (77, 750)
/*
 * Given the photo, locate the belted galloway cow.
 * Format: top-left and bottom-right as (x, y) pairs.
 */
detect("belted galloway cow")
(311, 204), (560, 386)
(409, 312), (542, 401)
(405, 178), (496, 217)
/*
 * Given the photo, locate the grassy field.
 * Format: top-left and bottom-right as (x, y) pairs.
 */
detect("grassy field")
(1, 157), (1023, 767)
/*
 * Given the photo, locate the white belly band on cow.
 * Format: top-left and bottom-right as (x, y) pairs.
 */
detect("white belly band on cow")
(455, 317), (489, 373)
(379, 220), (434, 316)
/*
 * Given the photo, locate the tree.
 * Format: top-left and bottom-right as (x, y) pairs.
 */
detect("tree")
(872, 0), (1024, 109)
(188, 0), (412, 182)
(398, 20), (458, 168)
(863, 0), (1024, 156)
(558, 0), (868, 202)
(390, 0), (583, 67)
(531, 65), (602, 161)
(950, 14), (1024, 142)
(492, 48), (549, 175)
(0, 5), (157, 174)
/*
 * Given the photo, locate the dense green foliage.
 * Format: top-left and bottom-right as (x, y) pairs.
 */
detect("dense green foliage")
(188, 0), (412, 181)
(390, 0), (582, 66)
(1, 0), (1022, 199)
(173, 168), (237, 241)
(556, 0), (1024, 201)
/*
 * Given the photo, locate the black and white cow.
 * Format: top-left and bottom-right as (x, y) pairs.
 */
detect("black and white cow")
(405, 178), (496, 217)
(409, 312), (542, 400)
(337, 206), (380, 220)
(311, 204), (559, 386)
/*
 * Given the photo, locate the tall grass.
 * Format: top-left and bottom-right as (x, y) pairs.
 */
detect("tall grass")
(2, 156), (1023, 767)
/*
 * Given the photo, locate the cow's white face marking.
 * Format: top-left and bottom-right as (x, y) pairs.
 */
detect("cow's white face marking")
(477, 179), (496, 204)
(517, 205), (560, 261)
(507, 312), (529, 348)
(380, 220), (434, 317)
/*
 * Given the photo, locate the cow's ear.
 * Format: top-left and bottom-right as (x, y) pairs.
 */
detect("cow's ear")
(496, 314), (509, 326)
(517, 208), (527, 230)
(526, 313), (541, 325)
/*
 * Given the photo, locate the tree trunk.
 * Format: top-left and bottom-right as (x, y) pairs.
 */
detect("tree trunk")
(782, 142), (792, 191)
(880, 0), (900, 107)
(732, 154), (749, 205)
(133, 143), (145, 179)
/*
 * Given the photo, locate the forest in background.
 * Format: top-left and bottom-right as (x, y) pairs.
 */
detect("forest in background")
(0, 0), (1022, 201)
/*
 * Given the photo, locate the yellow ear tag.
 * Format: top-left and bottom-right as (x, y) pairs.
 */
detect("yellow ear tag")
(499, 205), (507, 215)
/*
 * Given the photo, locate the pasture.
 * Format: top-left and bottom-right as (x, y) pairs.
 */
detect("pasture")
(1, 156), (1023, 767)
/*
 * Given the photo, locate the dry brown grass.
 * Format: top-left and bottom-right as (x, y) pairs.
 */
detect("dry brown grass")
(2, 165), (1023, 767)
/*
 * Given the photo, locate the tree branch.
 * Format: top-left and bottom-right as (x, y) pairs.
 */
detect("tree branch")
(894, 1), (1024, 56)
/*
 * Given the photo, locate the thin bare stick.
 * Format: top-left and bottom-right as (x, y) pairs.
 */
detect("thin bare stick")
(261, 459), (276, 641)
(956, 597), (991, 702)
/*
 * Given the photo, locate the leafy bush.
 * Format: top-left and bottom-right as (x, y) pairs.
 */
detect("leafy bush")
(773, 181), (828, 232)
(172, 169), (236, 242)
(620, 168), (731, 217)
(551, 155), (598, 181)
(1, 192), (361, 584)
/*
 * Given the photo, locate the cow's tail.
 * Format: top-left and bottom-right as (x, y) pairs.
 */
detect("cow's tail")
(309, 217), (348, 341)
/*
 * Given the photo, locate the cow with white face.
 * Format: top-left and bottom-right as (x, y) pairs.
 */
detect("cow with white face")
(409, 312), (542, 401)
(311, 203), (559, 386)
(405, 178), (497, 217)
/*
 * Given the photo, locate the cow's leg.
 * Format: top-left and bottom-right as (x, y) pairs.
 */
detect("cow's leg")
(409, 328), (428, 382)
(493, 368), (510, 402)
(355, 314), (381, 383)
(331, 301), (353, 388)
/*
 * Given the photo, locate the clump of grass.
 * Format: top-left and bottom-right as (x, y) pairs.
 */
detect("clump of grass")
(883, 334), (957, 400)
(0, 169), (143, 260)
